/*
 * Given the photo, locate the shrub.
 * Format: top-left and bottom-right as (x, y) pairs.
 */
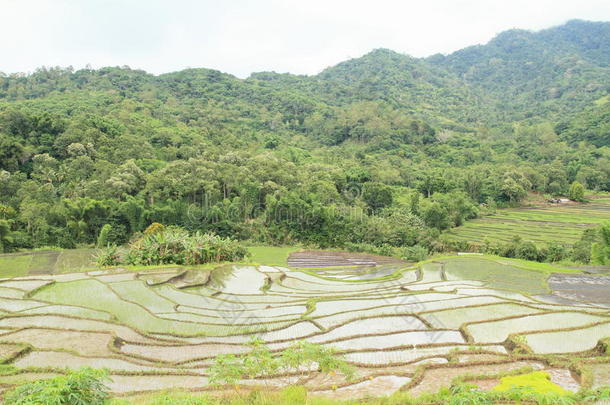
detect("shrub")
(582, 386), (610, 403)
(208, 339), (353, 388)
(542, 242), (567, 262)
(94, 244), (122, 267)
(572, 241), (592, 263)
(0, 219), (13, 253)
(568, 181), (585, 202)
(399, 245), (428, 261)
(591, 222), (610, 265)
(572, 227), (599, 263)
(144, 222), (165, 236)
(124, 226), (249, 266)
(4, 367), (110, 405)
(263, 134), (280, 149)
(96, 224), (112, 248)
(515, 240), (540, 261)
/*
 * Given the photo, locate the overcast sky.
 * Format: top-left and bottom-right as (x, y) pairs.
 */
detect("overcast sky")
(2, 0), (609, 78)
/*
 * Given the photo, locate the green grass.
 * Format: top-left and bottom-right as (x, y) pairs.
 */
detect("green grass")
(493, 371), (572, 395)
(110, 381), (608, 405)
(441, 257), (550, 294)
(0, 255), (33, 278)
(424, 254), (579, 275)
(594, 94), (610, 105)
(444, 199), (610, 247)
(54, 249), (96, 273)
(247, 246), (300, 266)
(0, 249), (96, 277)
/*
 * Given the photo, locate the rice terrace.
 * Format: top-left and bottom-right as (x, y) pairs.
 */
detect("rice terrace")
(0, 247), (608, 402)
(1, 4), (610, 404)
(444, 197), (610, 247)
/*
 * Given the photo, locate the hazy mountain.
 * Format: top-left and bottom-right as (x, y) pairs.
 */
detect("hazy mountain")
(429, 20), (610, 120)
(0, 20), (608, 131)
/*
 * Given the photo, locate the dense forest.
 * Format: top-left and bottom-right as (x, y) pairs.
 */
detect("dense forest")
(0, 20), (608, 262)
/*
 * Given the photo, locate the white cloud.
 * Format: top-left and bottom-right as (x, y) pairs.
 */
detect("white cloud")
(1, 0), (609, 77)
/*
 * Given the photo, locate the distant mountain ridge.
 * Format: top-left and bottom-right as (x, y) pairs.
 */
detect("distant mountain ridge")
(244, 19), (610, 126)
(428, 19), (610, 121)
(0, 19), (608, 130)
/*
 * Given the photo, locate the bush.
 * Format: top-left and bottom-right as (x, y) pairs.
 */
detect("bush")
(568, 181), (586, 202)
(591, 222), (610, 265)
(124, 226), (249, 266)
(571, 241), (592, 263)
(208, 339), (353, 387)
(95, 244), (122, 267)
(4, 367), (110, 405)
(96, 224), (112, 248)
(144, 222), (165, 235)
(399, 245), (428, 261)
(515, 240), (540, 261)
(571, 228), (598, 263)
(542, 242), (567, 262)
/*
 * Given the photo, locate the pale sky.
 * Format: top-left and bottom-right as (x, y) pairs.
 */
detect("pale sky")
(1, 0), (609, 78)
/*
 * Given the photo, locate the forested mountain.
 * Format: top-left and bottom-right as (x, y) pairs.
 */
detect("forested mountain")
(0, 20), (608, 261)
(430, 19), (610, 121)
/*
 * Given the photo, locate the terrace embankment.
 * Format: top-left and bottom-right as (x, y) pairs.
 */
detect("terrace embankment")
(0, 254), (607, 398)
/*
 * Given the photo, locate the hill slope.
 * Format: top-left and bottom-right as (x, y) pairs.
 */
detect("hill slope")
(429, 20), (610, 121)
(0, 20), (608, 256)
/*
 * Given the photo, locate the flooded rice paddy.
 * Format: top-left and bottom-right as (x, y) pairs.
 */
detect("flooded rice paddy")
(0, 250), (608, 398)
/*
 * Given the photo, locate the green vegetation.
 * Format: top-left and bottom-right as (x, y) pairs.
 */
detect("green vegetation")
(0, 254), (33, 278)
(592, 222), (610, 265)
(0, 219), (12, 253)
(0, 255), (607, 401)
(4, 370), (610, 405)
(208, 339), (354, 387)
(0, 248), (95, 277)
(117, 226), (248, 266)
(568, 182), (586, 202)
(493, 371), (571, 395)
(444, 198), (610, 262)
(247, 246), (299, 266)
(441, 257), (550, 293)
(96, 224), (113, 248)
(116, 384), (610, 404)
(4, 367), (110, 404)
(0, 21), (608, 266)
(1, 19), (610, 402)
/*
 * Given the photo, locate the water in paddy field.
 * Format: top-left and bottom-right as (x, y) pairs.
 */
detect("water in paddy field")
(0, 248), (97, 277)
(0, 250), (608, 396)
(286, 250), (407, 280)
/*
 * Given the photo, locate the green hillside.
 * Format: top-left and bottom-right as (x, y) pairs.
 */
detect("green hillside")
(0, 20), (609, 264)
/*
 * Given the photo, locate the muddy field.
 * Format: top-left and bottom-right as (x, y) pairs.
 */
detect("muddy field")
(548, 273), (610, 306)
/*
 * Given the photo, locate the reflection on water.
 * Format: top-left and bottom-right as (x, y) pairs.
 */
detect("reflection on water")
(287, 250), (407, 280)
(441, 258), (548, 295)
(315, 264), (402, 280)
